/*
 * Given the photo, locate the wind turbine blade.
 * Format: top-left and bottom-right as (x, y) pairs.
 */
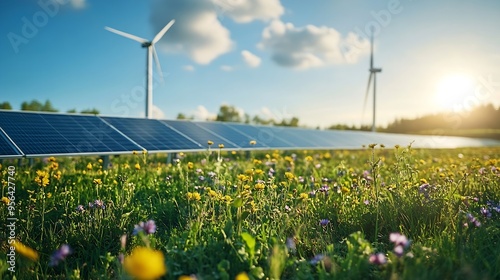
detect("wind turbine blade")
(362, 73), (373, 124)
(152, 19), (175, 44)
(105, 26), (148, 44)
(152, 46), (164, 83)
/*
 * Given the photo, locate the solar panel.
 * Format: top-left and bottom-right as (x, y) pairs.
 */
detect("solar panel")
(162, 120), (239, 149)
(0, 111), (142, 156)
(101, 117), (202, 151)
(222, 123), (296, 148)
(0, 128), (22, 157)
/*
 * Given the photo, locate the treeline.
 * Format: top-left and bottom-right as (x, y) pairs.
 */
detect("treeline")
(177, 104), (300, 127)
(0, 100), (100, 115)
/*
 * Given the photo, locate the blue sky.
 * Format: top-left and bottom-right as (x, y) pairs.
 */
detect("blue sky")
(1, 0), (500, 128)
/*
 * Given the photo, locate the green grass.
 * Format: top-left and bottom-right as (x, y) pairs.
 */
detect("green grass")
(1, 145), (499, 279)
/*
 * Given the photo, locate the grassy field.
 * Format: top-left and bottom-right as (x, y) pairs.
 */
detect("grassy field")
(1, 144), (500, 279)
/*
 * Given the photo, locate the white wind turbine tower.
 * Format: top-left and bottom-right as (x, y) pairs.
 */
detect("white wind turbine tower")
(362, 30), (382, 132)
(105, 20), (175, 119)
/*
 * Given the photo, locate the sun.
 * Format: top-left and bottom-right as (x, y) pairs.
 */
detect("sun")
(435, 73), (476, 111)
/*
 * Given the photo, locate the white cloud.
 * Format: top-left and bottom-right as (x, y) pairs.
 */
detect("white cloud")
(151, 0), (233, 64)
(152, 105), (165, 119)
(212, 0), (284, 23)
(192, 105), (216, 121)
(183, 65), (195, 71)
(220, 65), (233, 71)
(258, 20), (370, 69)
(241, 50), (261, 67)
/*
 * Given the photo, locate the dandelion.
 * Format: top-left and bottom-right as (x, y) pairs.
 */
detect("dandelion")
(368, 253), (387, 265)
(187, 162), (194, 169)
(34, 170), (50, 187)
(123, 247), (166, 280)
(13, 241), (39, 261)
(285, 172), (295, 180)
(49, 244), (72, 267)
(299, 193), (309, 200)
(133, 220), (157, 235)
(341, 186), (350, 194)
(93, 178), (102, 185)
(135, 163), (141, 170)
(320, 219), (330, 227)
(53, 170), (62, 180)
(87, 162), (93, 170)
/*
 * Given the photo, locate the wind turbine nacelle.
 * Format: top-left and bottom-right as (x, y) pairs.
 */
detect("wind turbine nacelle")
(370, 68), (382, 73)
(142, 42), (152, 48)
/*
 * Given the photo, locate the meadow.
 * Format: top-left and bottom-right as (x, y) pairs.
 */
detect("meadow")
(1, 144), (499, 280)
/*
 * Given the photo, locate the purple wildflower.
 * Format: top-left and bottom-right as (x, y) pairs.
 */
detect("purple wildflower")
(286, 237), (296, 253)
(298, 176), (305, 183)
(49, 244), (72, 267)
(196, 168), (203, 174)
(480, 207), (492, 218)
(268, 168), (275, 177)
(207, 171), (216, 178)
(369, 253), (387, 265)
(466, 213), (481, 227)
(308, 190), (316, 198)
(198, 175), (205, 181)
(76, 205), (85, 212)
(364, 199), (370, 205)
(319, 219), (330, 227)
(90, 199), (105, 209)
(310, 254), (324, 265)
(389, 232), (410, 257)
(133, 220), (157, 235)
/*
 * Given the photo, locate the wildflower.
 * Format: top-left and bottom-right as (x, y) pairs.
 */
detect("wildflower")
(249, 140), (257, 145)
(466, 213), (481, 227)
(207, 171), (216, 178)
(46, 192), (52, 199)
(368, 143), (377, 149)
(235, 272), (250, 280)
(341, 186), (350, 194)
(142, 149), (147, 155)
(132, 150), (138, 155)
(255, 182), (265, 191)
(254, 169), (264, 175)
(364, 199), (370, 205)
(187, 192), (201, 201)
(34, 170), (50, 187)
(368, 253), (387, 265)
(480, 207), (492, 218)
(299, 193), (309, 200)
(123, 247), (166, 280)
(305, 156), (313, 162)
(49, 244), (72, 267)
(285, 172), (295, 180)
(179, 275), (198, 280)
(2, 197), (10, 204)
(310, 254), (324, 265)
(53, 170), (62, 180)
(389, 232), (410, 257)
(286, 237), (296, 253)
(89, 200), (105, 209)
(320, 219), (330, 227)
(187, 162), (194, 169)
(133, 220), (157, 235)
(48, 156), (57, 162)
(50, 162), (59, 170)
(93, 178), (102, 185)
(87, 162), (93, 170)
(135, 163), (141, 170)
(315, 163), (321, 169)
(207, 140), (214, 146)
(13, 241), (39, 261)
(218, 144), (224, 149)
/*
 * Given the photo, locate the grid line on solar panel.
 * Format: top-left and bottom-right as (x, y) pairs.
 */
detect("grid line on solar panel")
(0, 127), (23, 157)
(0, 111), (142, 155)
(223, 123), (297, 148)
(101, 117), (203, 151)
(162, 120), (239, 149)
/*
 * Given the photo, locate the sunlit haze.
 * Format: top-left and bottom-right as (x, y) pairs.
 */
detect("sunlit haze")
(1, 0), (499, 128)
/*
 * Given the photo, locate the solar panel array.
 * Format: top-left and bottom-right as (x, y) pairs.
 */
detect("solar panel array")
(0, 110), (499, 159)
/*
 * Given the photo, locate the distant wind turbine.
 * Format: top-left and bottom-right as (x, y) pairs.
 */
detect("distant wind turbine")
(362, 30), (382, 132)
(105, 20), (175, 119)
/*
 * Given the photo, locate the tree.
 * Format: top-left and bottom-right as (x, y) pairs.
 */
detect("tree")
(67, 109), (77, 113)
(80, 108), (100, 115)
(216, 105), (243, 123)
(21, 99), (58, 112)
(176, 113), (193, 120)
(0, 102), (12, 110)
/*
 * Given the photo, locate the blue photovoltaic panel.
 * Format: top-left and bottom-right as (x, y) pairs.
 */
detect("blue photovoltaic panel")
(263, 126), (319, 148)
(209, 123), (270, 148)
(192, 122), (266, 149)
(225, 123), (296, 148)
(101, 117), (202, 151)
(162, 120), (239, 149)
(0, 129), (22, 157)
(0, 111), (141, 156)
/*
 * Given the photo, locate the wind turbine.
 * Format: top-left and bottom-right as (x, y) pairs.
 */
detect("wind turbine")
(105, 20), (175, 119)
(362, 30), (382, 132)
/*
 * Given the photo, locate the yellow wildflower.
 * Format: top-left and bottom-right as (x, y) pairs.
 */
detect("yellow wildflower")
(53, 170), (62, 180)
(86, 162), (93, 170)
(179, 275), (197, 280)
(50, 162), (59, 170)
(123, 247), (166, 280)
(135, 163), (141, 170)
(187, 162), (194, 169)
(13, 241), (39, 261)
(341, 186), (350, 194)
(235, 272), (250, 280)
(48, 156), (56, 162)
(2, 197), (10, 204)
(368, 143), (377, 149)
(93, 178), (102, 185)
(249, 140), (256, 145)
(253, 159), (262, 165)
(46, 192), (52, 199)
(285, 172), (295, 180)
(142, 149), (147, 155)
(305, 156), (313, 162)
(254, 169), (263, 175)
(299, 193), (309, 200)
(34, 170), (50, 187)
(255, 183), (265, 191)
(207, 140), (214, 146)
(208, 190), (218, 198)
(237, 174), (249, 182)
(218, 144), (224, 149)
(132, 150), (138, 155)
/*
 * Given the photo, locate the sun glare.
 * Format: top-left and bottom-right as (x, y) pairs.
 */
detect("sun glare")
(435, 73), (476, 111)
